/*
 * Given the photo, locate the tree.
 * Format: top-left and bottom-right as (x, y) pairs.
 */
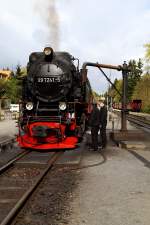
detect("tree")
(10, 71), (15, 78)
(2, 65), (27, 104)
(6, 78), (22, 103)
(0, 80), (7, 97)
(15, 64), (27, 78)
(0, 65), (27, 110)
(108, 78), (122, 103)
(132, 74), (150, 112)
(6, 65), (27, 103)
(144, 43), (150, 62)
(0, 80), (7, 117)
(16, 64), (22, 77)
(127, 59), (143, 101)
(144, 43), (150, 73)
(92, 90), (100, 100)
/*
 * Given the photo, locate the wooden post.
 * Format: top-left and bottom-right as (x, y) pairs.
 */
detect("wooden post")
(0, 98), (1, 120)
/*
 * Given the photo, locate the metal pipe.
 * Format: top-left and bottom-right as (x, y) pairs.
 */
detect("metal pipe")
(82, 62), (122, 71)
(121, 62), (128, 131)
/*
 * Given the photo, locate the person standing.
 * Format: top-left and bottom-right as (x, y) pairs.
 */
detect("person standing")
(99, 98), (107, 149)
(89, 102), (100, 151)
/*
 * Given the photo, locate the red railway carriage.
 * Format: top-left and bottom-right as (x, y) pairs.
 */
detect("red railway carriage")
(113, 99), (142, 112)
(17, 47), (93, 150)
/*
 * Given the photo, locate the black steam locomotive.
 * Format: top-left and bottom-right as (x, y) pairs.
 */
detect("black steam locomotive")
(17, 47), (93, 150)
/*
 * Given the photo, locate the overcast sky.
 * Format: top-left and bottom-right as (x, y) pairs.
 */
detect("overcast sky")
(0, 0), (150, 93)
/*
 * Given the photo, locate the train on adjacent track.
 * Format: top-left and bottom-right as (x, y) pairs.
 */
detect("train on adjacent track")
(17, 47), (93, 150)
(113, 99), (142, 112)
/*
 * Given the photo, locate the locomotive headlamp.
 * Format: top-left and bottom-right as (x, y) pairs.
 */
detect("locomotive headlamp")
(26, 102), (33, 110)
(44, 47), (53, 56)
(59, 102), (67, 111)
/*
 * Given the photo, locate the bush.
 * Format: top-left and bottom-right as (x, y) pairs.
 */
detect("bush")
(142, 105), (150, 113)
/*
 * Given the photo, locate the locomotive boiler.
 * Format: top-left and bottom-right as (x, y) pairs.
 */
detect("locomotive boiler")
(17, 47), (93, 150)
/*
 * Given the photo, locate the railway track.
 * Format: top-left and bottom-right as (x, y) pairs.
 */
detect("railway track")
(0, 150), (63, 225)
(127, 114), (150, 131)
(0, 136), (15, 152)
(112, 110), (150, 131)
(0, 150), (29, 175)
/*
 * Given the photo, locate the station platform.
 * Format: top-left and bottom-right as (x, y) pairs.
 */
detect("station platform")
(107, 111), (150, 149)
(62, 112), (150, 225)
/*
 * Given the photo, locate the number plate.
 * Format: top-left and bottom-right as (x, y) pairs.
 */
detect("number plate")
(37, 77), (61, 83)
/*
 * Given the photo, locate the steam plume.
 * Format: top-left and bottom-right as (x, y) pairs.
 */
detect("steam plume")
(35, 0), (59, 49)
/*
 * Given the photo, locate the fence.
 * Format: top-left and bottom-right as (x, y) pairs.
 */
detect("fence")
(0, 110), (19, 121)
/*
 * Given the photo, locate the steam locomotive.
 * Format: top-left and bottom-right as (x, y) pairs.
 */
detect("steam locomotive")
(17, 47), (93, 150)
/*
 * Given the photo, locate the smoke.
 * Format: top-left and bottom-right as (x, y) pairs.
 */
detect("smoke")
(35, 0), (59, 50)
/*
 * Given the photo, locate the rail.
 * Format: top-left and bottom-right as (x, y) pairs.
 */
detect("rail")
(0, 150), (29, 175)
(127, 114), (150, 131)
(112, 109), (150, 131)
(0, 151), (63, 225)
(0, 136), (15, 152)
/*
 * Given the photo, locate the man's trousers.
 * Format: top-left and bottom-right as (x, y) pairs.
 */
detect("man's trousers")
(91, 126), (99, 150)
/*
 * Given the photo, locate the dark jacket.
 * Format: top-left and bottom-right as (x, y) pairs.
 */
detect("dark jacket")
(89, 105), (100, 127)
(99, 105), (107, 127)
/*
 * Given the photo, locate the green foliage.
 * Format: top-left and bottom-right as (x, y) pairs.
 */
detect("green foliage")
(1, 65), (26, 104)
(0, 80), (7, 113)
(143, 105), (150, 113)
(144, 43), (150, 62)
(108, 78), (122, 103)
(127, 59), (143, 101)
(10, 71), (15, 78)
(15, 64), (27, 78)
(21, 67), (27, 77)
(6, 77), (22, 103)
(107, 58), (143, 104)
(16, 64), (22, 78)
(144, 43), (150, 73)
(92, 90), (100, 102)
(132, 73), (150, 112)
(0, 65), (27, 110)
(114, 79), (122, 102)
(0, 79), (7, 97)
